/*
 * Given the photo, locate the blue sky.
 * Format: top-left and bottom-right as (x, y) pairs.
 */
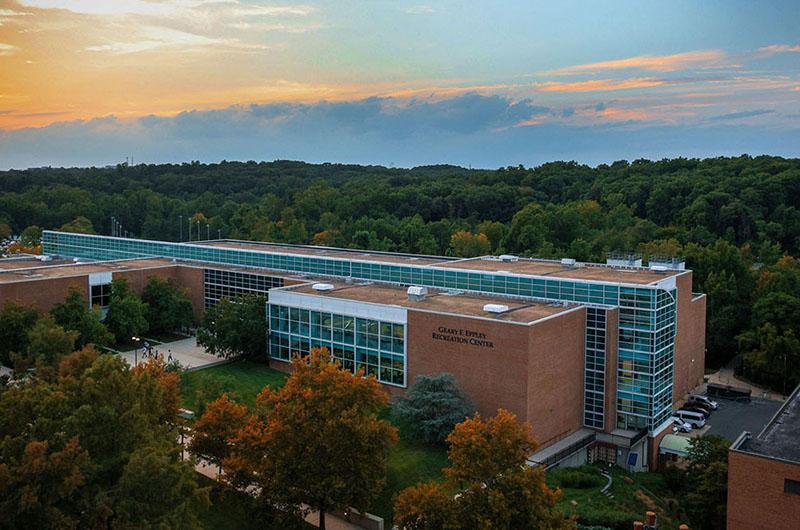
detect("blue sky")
(0, 0), (798, 168)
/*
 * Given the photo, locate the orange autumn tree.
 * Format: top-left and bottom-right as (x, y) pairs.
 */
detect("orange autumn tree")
(188, 394), (249, 475)
(394, 409), (573, 530)
(225, 348), (398, 530)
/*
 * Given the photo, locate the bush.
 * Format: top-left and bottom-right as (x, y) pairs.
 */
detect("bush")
(576, 506), (638, 530)
(552, 468), (604, 489)
(393, 373), (474, 444)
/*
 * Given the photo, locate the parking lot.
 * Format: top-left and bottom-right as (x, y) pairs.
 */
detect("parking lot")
(704, 396), (783, 441)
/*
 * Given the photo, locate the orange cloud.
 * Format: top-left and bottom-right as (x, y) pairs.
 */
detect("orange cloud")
(758, 44), (800, 55)
(542, 49), (727, 75)
(535, 78), (666, 93)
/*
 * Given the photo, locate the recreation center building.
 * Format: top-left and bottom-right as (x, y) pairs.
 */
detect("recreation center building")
(0, 231), (707, 470)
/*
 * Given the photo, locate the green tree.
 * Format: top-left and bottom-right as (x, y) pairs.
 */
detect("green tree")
(141, 276), (194, 335)
(197, 295), (267, 360)
(683, 434), (729, 530)
(50, 288), (113, 349)
(0, 352), (206, 528)
(58, 216), (95, 234)
(225, 349), (398, 530)
(104, 279), (149, 344)
(113, 446), (209, 529)
(19, 225), (42, 247)
(394, 373), (474, 444)
(25, 315), (78, 369)
(0, 301), (39, 367)
(394, 409), (572, 530)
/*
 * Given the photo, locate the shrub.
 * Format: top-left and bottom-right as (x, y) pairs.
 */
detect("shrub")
(393, 373), (474, 444)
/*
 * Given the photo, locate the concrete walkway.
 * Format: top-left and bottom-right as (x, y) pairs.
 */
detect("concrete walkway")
(118, 336), (223, 370)
(704, 366), (785, 401)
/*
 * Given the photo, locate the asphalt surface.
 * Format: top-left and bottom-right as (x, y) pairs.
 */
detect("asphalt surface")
(704, 396), (783, 442)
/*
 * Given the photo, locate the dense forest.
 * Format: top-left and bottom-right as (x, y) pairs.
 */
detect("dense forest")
(1, 156), (799, 393)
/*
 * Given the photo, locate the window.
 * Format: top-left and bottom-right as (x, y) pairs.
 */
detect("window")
(785, 479), (800, 495)
(90, 283), (111, 308)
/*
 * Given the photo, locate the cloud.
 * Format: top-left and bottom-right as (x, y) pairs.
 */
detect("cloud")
(542, 50), (728, 75)
(0, 9), (33, 16)
(535, 78), (667, 93)
(2, 93), (798, 170)
(0, 42), (17, 55)
(758, 44), (800, 55)
(404, 5), (435, 15)
(707, 109), (776, 121)
(83, 26), (276, 54)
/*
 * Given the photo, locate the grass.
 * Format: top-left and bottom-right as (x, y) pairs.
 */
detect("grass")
(547, 465), (686, 530)
(180, 360), (288, 411)
(179, 362), (449, 526)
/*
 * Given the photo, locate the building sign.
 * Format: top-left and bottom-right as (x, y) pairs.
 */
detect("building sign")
(432, 326), (495, 348)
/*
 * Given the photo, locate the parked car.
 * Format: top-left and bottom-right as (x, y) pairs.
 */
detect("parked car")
(688, 394), (719, 410)
(675, 409), (706, 429)
(681, 404), (711, 418)
(672, 417), (693, 433)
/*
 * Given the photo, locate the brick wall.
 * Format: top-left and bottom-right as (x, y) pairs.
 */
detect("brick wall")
(727, 449), (800, 530)
(673, 271), (707, 403)
(526, 307), (586, 447)
(0, 276), (88, 313)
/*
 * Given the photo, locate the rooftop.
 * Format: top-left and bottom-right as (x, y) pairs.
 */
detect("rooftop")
(0, 258), (175, 283)
(280, 281), (576, 324)
(198, 239), (451, 266)
(198, 239), (681, 285)
(0, 257), (306, 284)
(734, 384), (800, 463)
(0, 256), (75, 270)
(439, 257), (679, 285)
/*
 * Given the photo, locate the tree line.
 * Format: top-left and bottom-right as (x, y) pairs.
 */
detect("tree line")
(2, 156), (799, 391)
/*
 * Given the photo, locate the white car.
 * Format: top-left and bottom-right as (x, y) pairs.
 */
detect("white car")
(672, 417), (693, 433)
(688, 394), (719, 410)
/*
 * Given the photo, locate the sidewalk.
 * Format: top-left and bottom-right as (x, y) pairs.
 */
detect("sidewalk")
(118, 336), (224, 370)
(704, 366), (785, 401)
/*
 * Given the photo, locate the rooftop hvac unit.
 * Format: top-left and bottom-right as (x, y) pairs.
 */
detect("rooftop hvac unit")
(560, 258), (576, 267)
(499, 254), (518, 262)
(407, 286), (428, 301)
(649, 265), (668, 272)
(312, 283), (335, 291)
(483, 303), (509, 314)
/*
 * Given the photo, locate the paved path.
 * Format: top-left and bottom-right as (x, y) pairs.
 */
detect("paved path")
(118, 337), (223, 370)
(705, 367), (785, 401)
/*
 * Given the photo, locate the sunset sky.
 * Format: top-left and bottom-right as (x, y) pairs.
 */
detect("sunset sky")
(0, 0), (799, 168)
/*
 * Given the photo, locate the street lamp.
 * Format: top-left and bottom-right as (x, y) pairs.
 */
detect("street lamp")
(131, 336), (141, 366)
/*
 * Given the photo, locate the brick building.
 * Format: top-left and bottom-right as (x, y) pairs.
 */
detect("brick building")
(728, 385), (800, 530)
(0, 231), (708, 470)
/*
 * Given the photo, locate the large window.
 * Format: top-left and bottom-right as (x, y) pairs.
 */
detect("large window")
(203, 268), (283, 308)
(269, 304), (406, 387)
(90, 283), (111, 308)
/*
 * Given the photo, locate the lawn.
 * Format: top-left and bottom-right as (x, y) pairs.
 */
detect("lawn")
(546, 465), (686, 530)
(180, 360), (288, 411)
(179, 362), (449, 525)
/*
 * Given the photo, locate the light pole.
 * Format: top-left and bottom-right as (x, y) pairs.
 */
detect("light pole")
(197, 220), (200, 241)
(179, 216), (183, 242)
(188, 217), (192, 242)
(131, 336), (141, 366)
(207, 223), (210, 240)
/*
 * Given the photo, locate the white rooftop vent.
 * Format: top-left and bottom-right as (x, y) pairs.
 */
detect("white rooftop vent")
(312, 283), (335, 291)
(483, 303), (509, 314)
(407, 286), (428, 301)
(499, 254), (518, 263)
(36, 255), (52, 262)
(649, 265), (668, 273)
(560, 258), (576, 267)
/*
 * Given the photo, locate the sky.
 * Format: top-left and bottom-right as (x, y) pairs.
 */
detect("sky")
(0, 0), (799, 169)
